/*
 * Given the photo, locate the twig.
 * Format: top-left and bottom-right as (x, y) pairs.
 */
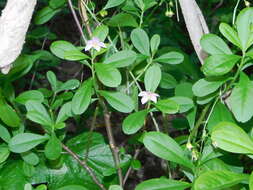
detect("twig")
(62, 143), (106, 190)
(79, 0), (92, 37)
(123, 148), (141, 186)
(103, 110), (124, 186)
(67, 0), (87, 43)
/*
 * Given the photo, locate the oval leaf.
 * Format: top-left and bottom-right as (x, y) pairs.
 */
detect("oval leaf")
(155, 52), (184, 65)
(144, 64), (161, 92)
(131, 28), (150, 56)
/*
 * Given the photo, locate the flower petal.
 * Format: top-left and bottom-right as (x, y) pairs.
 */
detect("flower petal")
(138, 91), (147, 97)
(141, 96), (149, 104)
(149, 95), (158, 103)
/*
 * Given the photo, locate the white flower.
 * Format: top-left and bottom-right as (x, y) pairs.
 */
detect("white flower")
(138, 91), (159, 104)
(85, 37), (106, 51)
(1, 64), (12, 75)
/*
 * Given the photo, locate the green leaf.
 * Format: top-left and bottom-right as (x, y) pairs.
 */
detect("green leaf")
(131, 28), (150, 56)
(49, 0), (66, 9)
(9, 133), (49, 153)
(211, 122), (253, 154)
(135, 178), (191, 190)
(170, 96), (194, 113)
(71, 79), (93, 115)
(207, 102), (234, 132)
(219, 23), (241, 49)
(122, 110), (148, 134)
(159, 72), (178, 89)
(144, 64), (161, 92)
(92, 25), (109, 42)
(0, 144), (10, 163)
(57, 102), (73, 123)
(21, 151), (40, 166)
(99, 90), (134, 113)
(236, 8), (253, 51)
(202, 54), (241, 76)
(194, 170), (249, 190)
(26, 100), (53, 127)
(95, 63), (122, 87)
(200, 34), (232, 55)
(0, 124), (11, 143)
(34, 6), (60, 25)
(56, 186), (88, 190)
(64, 50), (89, 61)
(155, 52), (184, 64)
(0, 101), (20, 128)
(15, 90), (44, 105)
(192, 78), (225, 97)
(57, 79), (80, 93)
(228, 72), (253, 122)
(250, 172), (253, 190)
(45, 134), (62, 160)
(155, 99), (179, 114)
(109, 185), (123, 190)
(150, 34), (160, 54)
(50, 40), (80, 59)
(104, 0), (125, 9)
(107, 13), (138, 27)
(47, 71), (58, 92)
(143, 132), (193, 169)
(104, 50), (137, 68)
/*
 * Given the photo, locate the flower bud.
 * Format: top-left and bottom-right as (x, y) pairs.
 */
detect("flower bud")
(245, 0), (250, 7)
(169, 1), (174, 7)
(165, 10), (174, 17)
(186, 142), (193, 150)
(99, 10), (108, 17)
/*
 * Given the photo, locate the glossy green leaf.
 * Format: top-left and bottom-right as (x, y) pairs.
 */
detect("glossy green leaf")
(150, 34), (160, 54)
(92, 25), (109, 42)
(155, 52), (184, 64)
(155, 99), (179, 114)
(236, 7), (253, 51)
(144, 64), (161, 92)
(250, 172), (253, 190)
(56, 185), (88, 190)
(57, 79), (80, 93)
(104, 50), (137, 68)
(104, 0), (125, 9)
(47, 71), (58, 92)
(192, 78), (225, 97)
(143, 132), (193, 169)
(107, 13), (138, 27)
(0, 101), (20, 128)
(21, 151), (40, 166)
(207, 102), (234, 132)
(228, 73), (253, 122)
(34, 6), (60, 25)
(57, 102), (73, 123)
(109, 185), (123, 190)
(50, 40), (79, 59)
(170, 96), (194, 113)
(122, 110), (148, 134)
(99, 90), (134, 113)
(135, 178), (191, 190)
(45, 134), (62, 160)
(219, 23), (241, 48)
(71, 79), (93, 115)
(131, 28), (150, 56)
(159, 72), (178, 89)
(9, 133), (49, 153)
(202, 54), (241, 76)
(64, 50), (89, 61)
(95, 63), (122, 87)
(0, 124), (11, 143)
(0, 144), (10, 163)
(15, 90), (44, 105)
(200, 34), (232, 55)
(211, 122), (253, 154)
(49, 0), (66, 9)
(194, 170), (249, 190)
(26, 100), (53, 127)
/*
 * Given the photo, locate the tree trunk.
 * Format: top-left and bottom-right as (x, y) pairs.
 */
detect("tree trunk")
(0, 0), (37, 74)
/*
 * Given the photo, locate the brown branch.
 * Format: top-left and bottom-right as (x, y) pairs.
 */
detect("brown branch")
(103, 110), (124, 186)
(62, 143), (106, 190)
(123, 148), (141, 186)
(67, 0), (87, 43)
(79, 0), (92, 37)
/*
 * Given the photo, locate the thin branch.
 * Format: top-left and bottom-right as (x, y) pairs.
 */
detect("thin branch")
(62, 143), (106, 190)
(123, 148), (141, 186)
(79, 0), (92, 37)
(67, 0), (87, 43)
